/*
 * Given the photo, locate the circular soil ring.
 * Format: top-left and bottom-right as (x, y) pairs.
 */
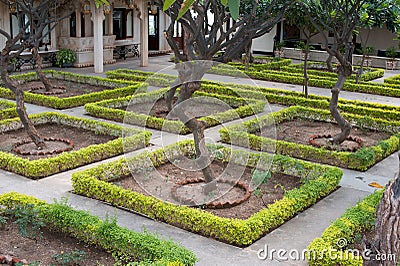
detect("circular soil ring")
(12, 137), (74, 156)
(171, 177), (250, 208)
(29, 86), (66, 95)
(309, 134), (363, 152)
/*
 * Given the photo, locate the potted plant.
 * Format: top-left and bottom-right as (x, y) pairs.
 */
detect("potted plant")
(385, 46), (397, 70)
(56, 48), (76, 67)
(274, 41), (285, 58)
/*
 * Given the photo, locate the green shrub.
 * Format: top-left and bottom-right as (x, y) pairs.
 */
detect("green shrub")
(220, 106), (400, 171)
(0, 192), (197, 266)
(307, 190), (383, 266)
(0, 70), (147, 109)
(72, 140), (342, 247)
(0, 112), (151, 178)
(0, 100), (17, 120)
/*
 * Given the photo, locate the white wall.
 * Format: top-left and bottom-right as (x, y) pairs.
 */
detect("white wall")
(251, 26), (277, 53)
(0, 3), (9, 50)
(356, 26), (398, 53)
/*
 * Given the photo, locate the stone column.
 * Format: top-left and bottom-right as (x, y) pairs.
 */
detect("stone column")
(76, 9), (82, 38)
(108, 6), (113, 35)
(92, 1), (104, 73)
(140, 0), (148, 67)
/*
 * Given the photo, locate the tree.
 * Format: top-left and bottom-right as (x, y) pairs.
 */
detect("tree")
(0, 0), (106, 149)
(364, 151), (400, 266)
(355, 0), (400, 83)
(302, 0), (378, 145)
(160, 0), (290, 192)
(286, 2), (319, 98)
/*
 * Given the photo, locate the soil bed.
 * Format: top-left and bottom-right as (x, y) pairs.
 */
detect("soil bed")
(0, 219), (114, 265)
(116, 160), (302, 219)
(20, 79), (113, 98)
(119, 97), (231, 121)
(256, 118), (390, 152)
(0, 123), (116, 160)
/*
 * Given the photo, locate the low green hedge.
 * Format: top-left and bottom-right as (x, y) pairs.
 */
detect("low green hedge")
(0, 70), (147, 109)
(72, 140), (342, 247)
(0, 100), (17, 120)
(307, 190), (384, 266)
(0, 113), (151, 178)
(200, 82), (400, 121)
(105, 69), (400, 121)
(225, 58), (292, 71)
(220, 106), (400, 171)
(284, 63), (385, 82)
(84, 88), (266, 134)
(384, 73), (400, 85)
(208, 65), (400, 97)
(106, 69), (175, 87)
(0, 192), (197, 265)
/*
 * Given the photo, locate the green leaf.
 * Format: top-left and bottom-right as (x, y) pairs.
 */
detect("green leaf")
(177, 0), (195, 20)
(163, 0), (176, 11)
(228, 0), (240, 20)
(221, 0), (228, 5)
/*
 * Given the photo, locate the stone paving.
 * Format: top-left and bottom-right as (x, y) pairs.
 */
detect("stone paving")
(1, 56), (399, 265)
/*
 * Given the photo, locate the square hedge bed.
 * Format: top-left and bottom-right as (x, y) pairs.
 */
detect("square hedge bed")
(307, 190), (383, 266)
(219, 106), (400, 171)
(84, 88), (266, 134)
(0, 70), (146, 109)
(105, 69), (400, 122)
(0, 113), (151, 179)
(72, 140), (342, 247)
(0, 192), (197, 266)
(0, 100), (17, 120)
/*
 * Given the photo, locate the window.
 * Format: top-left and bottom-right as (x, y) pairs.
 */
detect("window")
(10, 12), (51, 45)
(113, 8), (133, 40)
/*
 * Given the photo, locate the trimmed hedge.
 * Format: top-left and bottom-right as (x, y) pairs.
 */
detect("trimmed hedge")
(72, 140), (342, 247)
(0, 113), (151, 178)
(307, 190), (384, 266)
(284, 63), (385, 82)
(0, 70), (147, 109)
(0, 100), (17, 120)
(212, 66), (400, 97)
(0, 192), (197, 266)
(105, 69), (400, 122)
(84, 88), (266, 134)
(384, 73), (400, 85)
(220, 106), (400, 171)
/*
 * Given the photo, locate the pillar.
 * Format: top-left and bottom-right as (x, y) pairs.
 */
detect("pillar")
(140, 0), (148, 67)
(92, 2), (104, 73)
(76, 9), (82, 38)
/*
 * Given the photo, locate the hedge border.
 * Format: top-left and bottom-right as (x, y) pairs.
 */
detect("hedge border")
(0, 113), (151, 178)
(0, 192), (197, 266)
(384, 73), (400, 85)
(307, 190), (384, 266)
(0, 70), (147, 109)
(104, 69), (400, 121)
(208, 65), (400, 97)
(0, 100), (17, 120)
(72, 140), (342, 247)
(84, 88), (266, 134)
(219, 106), (400, 171)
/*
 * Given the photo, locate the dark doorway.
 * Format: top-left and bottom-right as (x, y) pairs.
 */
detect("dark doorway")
(148, 8), (159, 50)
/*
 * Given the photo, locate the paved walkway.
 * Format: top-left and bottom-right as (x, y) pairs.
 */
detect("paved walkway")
(1, 56), (399, 265)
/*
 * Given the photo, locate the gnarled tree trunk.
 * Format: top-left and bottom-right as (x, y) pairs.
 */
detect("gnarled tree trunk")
(330, 66), (352, 144)
(0, 54), (45, 149)
(364, 151), (400, 266)
(31, 47), (54, 91)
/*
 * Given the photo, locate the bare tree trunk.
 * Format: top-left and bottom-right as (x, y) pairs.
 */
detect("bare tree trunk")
(31, 47), (53, 91)
(303, 42), (310, 98)
(174, 81), (216, 193)
(356, 30), (371, 84)
(1, 67), (45, 149)
(330, 72), (351, 144)
(326, 54), (334, 72)
(364, 151), (400, 266)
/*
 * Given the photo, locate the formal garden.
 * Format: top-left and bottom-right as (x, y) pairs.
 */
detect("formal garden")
(1, 0), (400, 265)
